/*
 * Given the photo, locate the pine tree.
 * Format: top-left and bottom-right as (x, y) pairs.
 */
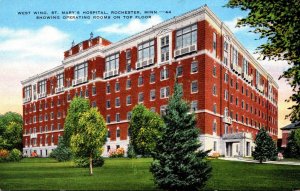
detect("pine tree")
(285, 130), (300, 158)
(253, 128), (277, 163)
(150, 83), (211, 191)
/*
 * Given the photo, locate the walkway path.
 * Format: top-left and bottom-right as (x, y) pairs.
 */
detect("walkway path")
(219, 157), (300, 166)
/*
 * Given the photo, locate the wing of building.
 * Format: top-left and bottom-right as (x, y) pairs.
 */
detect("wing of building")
(21, 5), (279, 158)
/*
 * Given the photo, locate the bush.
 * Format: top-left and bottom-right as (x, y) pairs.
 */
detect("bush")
(0, 149), (9, 162)
(109, 147), (125, 158)
(74, 157), (104, 168)
(8, 149), (22, 161)
(127, 144), (136, 158)
(50, 137), (72, 162)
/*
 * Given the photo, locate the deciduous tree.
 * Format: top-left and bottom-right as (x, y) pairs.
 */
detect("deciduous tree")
(129, 104), (163, 156)
(64, 97), (90, 146)
(226, 0), (300, 122)
(70, 108), (107, 175)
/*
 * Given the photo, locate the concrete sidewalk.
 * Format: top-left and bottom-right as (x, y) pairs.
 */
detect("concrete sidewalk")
(219, 157), (300, 166)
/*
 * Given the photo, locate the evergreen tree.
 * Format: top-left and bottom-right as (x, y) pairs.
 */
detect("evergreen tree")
(253, 128), (277, 163)
(50, 137), (72, 162)
(150, 83), (211, 191)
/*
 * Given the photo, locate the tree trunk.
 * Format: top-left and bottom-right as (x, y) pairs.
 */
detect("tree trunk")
(89, 155), (93, 175)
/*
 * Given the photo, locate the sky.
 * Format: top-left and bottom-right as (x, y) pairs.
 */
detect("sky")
(0, 0), (293, 137)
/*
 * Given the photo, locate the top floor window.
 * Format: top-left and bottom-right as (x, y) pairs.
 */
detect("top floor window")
(243, 58), (249, 75)
(161, 36), (169, 62)
(105, 53), (119, 72)
(232, 47), (238, 66)
(138, 40), (154, 61)
(213, 32), (217, 57)
(74, 62), (88, 80)
(176, 24), (197, 49)
(24, 86), (31, 100)
(57, 73), (64, 88)
(38, 80), (47, 94)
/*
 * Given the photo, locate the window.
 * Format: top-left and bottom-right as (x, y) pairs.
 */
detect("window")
(160, 87), (170, 99)
(138, 92), (144, 103)
(67, 94), (71, 101)
(92, 101), (97, 108)
(232, 47), (238, 66)
(92, 70), (96, 80)
(115, 97), (120, 107)
(236, 98), (239, 106)
(241, 100), (244, 109)
(106, 115), (111, 123)
(191, 101), (198, 111)
(106, 100), (111, 109)
(236, 82), (239, 90)
(224, 90), (228, 101)
(212, 84), (217, 96)
(57, 73), (64, 88)
(138, 40), (154, 62)
(115, 82), (120, 92)
(243, 58), (249, 75)
(223, 40), (229, 66)
(213, 120), (217, 133)
(176, 24), (197, 49)
(116, 113), (120, 122)
(150, 107), (156, 112)
(44, 114), (48, 121)
(138, 76), (144, 86)
(24, 85), (32, 101)
(160, 68), (169, 80)
(92, 86), (96, 95)
(224, 73), (229, 83)
(191, 61), (198, 73)
(57, 111), (61, 119)
(117, 128), (121, 137)
(213, 103), (217, 114)
(126, 79), (131, 89)
(176, 66), (183, 77)
(150, 89), (156, 101)
(51, 124), (54, 131)
(160, 105), (167, 116)
(105, 53), (119, 73)
(150, 73), (155, 83)
(213, 32), (217, 57)
(74, 62), (88, 80)
(126, 95), (131, 105)
(127, 112), (132, 120)
(126, 50), (131, 72)
(213, 141), (217, 151)
(191, 81), (198, 93)
(50, 112), (54, 120)
(213, 66), (217, 76)
(38, 80), (47, 94)
(85, 89), (89, 97)
(161, 36), (169, 62)
(106, 83), (110, 94)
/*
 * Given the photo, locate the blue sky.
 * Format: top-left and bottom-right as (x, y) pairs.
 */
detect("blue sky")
(0, 0), (292, 132)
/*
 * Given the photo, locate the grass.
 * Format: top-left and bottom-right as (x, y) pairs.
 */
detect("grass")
(0, 158), (300, 190)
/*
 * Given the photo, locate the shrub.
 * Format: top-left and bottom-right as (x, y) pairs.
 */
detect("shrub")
(109, 147), (125, 158)
(49, 137), (72, 162)
(127, 144), (136, 158)
(8, 149), (22, 162)
(0, 149), (9, 162)
(74, 157), (104, 168)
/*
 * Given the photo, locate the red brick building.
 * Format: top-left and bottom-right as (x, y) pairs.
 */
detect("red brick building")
(281, 122), (300, 148)
(21, 5), (278, 157)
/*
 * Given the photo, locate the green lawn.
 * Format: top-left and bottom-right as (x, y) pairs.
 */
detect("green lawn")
(0, 158), (300, 190)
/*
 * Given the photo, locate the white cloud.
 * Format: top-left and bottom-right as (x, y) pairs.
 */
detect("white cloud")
(0, 26), (69, 114)
(224, 17), (250, 33)
(97, 15), (163, 35)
